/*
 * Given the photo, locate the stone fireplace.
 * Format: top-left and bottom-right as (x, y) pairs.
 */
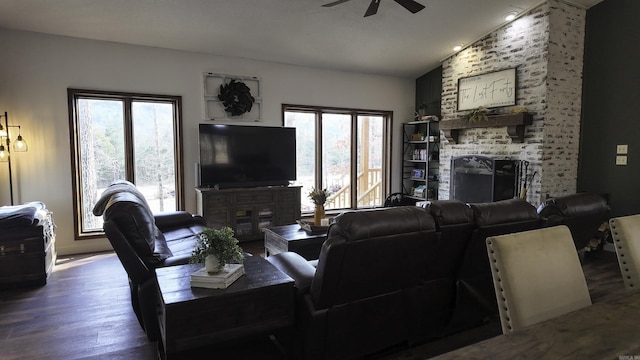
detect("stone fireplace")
(437, 0), (586, 207)
(450, 155), (520, 203)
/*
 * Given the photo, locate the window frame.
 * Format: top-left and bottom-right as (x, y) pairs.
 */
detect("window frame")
(282, 104), (393, 214)
(68, 88), (184, 240)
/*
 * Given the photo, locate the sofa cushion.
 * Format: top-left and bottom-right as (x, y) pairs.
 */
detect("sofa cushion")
(328, 207), (436, 242)
(426, 200), (474, 227)
(470, 198), (539, 226)
(154, 211), (206, 230)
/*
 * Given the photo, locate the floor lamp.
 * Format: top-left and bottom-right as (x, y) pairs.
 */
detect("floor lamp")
(0, 111), (29, 205)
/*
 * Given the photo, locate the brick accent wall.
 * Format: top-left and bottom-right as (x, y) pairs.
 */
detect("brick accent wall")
(439, 0), (585, 206)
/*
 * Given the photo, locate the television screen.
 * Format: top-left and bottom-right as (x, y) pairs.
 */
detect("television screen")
(198, 124), (296, 189)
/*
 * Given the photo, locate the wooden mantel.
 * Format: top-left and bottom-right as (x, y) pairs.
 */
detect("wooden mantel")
(439, 112), (533, 144)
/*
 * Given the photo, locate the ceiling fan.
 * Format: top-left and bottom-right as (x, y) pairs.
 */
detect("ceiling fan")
(322, 0), (425, 17)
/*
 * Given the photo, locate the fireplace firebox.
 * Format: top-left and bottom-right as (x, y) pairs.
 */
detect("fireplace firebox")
(450, 156), (519, 203)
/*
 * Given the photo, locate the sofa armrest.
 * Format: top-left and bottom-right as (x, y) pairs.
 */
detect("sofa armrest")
(266, 252), (316, 293)
(154, 211), (207, 231)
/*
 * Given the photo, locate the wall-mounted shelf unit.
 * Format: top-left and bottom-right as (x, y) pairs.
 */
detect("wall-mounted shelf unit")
(402, 121), (440, 201)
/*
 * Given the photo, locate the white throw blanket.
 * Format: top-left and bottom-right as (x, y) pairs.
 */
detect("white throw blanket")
(0, 201), (47, 227)
(92, 180), (152, 217)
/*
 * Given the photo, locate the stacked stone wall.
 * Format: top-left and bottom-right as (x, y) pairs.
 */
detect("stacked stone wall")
(542, 1), (585, 197)
(438, 0), (585, 205)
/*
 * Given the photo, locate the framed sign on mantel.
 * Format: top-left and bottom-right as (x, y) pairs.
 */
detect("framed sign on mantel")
(457, 68), (516, 111)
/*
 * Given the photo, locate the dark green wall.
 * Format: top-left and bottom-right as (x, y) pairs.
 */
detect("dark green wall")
(415, 66), (442, 117)
(579, 0), (640, 217)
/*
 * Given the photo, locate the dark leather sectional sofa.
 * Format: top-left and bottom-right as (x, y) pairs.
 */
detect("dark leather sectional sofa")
(92, 180), (609, 358)
(266, 194), (610, 360)
(93, 180), (206, 340)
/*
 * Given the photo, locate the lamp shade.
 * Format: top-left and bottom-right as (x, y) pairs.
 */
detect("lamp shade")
(13, 135), (27, 152)
(0, 144), (7, 162)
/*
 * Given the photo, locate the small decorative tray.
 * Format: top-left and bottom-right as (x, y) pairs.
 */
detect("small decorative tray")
(297, 220), (329, 234)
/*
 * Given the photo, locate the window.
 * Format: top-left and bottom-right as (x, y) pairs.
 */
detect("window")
(68, 89), (183, 239)
(283, 104), (392, 213)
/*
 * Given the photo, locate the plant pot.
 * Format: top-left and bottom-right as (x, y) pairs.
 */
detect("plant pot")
(205, 254), (221, 273)
(314, 204), (325, 226)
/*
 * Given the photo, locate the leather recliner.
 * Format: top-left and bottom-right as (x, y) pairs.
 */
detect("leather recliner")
(266, 206), (452, 360)
(92, 180), (206, 340)
(537, 192), (610, 258)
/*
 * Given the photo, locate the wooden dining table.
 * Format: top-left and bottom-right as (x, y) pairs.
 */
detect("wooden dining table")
(432, 291), (640, 359)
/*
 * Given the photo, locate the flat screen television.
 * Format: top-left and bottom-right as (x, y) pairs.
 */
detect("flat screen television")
(198, 124), (296, 189)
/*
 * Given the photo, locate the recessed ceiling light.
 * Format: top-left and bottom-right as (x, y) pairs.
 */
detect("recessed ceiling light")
(453, 44), (463, 51)
(505, 12), (518, 21)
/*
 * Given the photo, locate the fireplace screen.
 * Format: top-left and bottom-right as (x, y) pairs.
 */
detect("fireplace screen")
(450, 156), (519, 203)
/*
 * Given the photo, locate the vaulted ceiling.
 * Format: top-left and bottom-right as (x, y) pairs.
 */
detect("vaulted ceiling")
(0, 0), (603, 78)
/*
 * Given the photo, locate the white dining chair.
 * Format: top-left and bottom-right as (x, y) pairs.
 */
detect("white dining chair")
(609, 214), (640, 291)
(486, 225), (592, 334)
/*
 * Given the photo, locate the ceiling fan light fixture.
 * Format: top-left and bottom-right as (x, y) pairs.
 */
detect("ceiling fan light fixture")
(323, 0), (424, 17)
(364, 0), (381, 17)
(505, 11), (518, 21)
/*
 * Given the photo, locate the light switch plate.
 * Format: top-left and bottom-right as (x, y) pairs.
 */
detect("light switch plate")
(617, 144), (628, 154)
(616, 155), (628, 165)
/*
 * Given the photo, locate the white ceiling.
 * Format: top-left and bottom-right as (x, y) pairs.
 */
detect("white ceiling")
(0, 0), (603, 78)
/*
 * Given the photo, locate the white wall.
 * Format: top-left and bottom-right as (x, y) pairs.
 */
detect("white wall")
(0, 28), (414, 255)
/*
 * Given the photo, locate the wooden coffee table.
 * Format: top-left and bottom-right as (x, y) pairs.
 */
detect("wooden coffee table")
(264, 224), (328, 260)
(155, 256), (294, 359)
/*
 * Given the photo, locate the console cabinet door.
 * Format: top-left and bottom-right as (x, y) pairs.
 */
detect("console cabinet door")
(197, 191), (231, 230)
(196, 187), (301, 242)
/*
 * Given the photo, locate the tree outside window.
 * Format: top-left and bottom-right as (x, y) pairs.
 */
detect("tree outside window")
(68, 89), (183, 239)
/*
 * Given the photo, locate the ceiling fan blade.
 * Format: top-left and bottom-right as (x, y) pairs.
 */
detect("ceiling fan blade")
(364, 0), (381, 17)
(322, 0), (352, 7)
(393, 0), (425, 14)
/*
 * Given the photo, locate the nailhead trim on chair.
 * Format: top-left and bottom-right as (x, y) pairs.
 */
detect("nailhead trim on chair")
(610, 218), (636, 290)
(486, 239), (513, 332)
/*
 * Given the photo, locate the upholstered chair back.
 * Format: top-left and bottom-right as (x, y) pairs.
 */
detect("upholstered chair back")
(448, 198), (542, 331)
(486, 225), (592, 333)
(609, 214), (640, 291)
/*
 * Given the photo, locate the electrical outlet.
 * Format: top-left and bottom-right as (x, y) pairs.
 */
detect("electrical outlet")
(617, 144), (628, 154)
(616, 155), (628, 165)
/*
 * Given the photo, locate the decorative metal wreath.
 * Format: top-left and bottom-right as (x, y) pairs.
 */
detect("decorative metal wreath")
(218, 79), (255, 116)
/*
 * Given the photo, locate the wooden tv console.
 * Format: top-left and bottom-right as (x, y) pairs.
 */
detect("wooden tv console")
(196, 186), (301, 242)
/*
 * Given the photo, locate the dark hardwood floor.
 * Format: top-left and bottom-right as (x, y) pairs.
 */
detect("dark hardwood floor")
(0, 243), (625, 360)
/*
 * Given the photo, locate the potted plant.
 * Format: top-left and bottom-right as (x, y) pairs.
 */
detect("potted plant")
(466, 106), (489, 123)
(189, 227), (244, 273)
(309, 187), (330, 226)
